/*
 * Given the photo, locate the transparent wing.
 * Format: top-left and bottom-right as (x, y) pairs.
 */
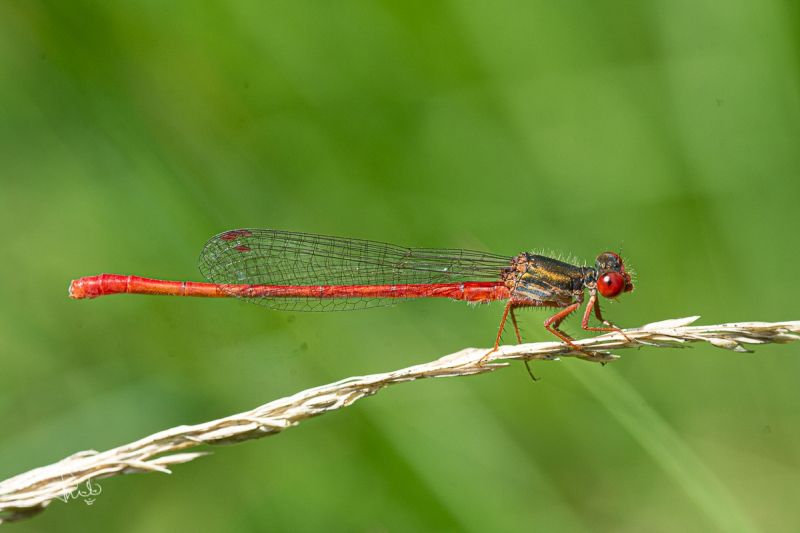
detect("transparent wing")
(198, 229), (512, 311)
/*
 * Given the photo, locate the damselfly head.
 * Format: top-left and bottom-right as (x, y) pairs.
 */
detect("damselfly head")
(594, 252), (634, 299)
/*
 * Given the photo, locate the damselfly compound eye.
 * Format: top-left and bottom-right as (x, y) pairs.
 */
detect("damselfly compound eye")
(598, 272), (624, 298)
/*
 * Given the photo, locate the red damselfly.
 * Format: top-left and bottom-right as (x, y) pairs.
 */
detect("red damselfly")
(70, 229), (634, 362)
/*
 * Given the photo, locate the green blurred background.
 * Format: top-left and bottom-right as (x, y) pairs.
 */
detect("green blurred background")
(1, 1), (799, 531)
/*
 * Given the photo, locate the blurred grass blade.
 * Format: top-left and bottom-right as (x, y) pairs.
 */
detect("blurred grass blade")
(567, 364), (762, 533)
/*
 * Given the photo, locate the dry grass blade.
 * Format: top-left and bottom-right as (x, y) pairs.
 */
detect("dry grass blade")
(1, 317), (798, 523)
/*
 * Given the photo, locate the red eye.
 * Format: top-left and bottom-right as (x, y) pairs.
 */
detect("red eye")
(598, 272), (624, 298)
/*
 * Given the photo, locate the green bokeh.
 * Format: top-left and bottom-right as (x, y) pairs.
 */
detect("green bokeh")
(2, 1), (799, 531)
